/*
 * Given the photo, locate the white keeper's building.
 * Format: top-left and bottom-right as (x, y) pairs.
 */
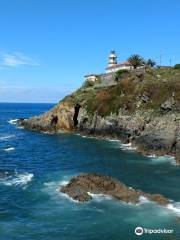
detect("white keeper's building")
(84, 50), (132, 82)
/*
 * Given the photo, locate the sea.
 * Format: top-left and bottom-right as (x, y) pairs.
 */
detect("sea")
(0, 103), (180, 240)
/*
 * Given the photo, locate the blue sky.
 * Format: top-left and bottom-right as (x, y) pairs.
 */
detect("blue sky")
(0, 0), (180, 103)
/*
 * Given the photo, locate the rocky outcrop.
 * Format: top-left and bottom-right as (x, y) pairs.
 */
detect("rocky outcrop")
(18, 68), (180, 163)
(20, 102), (74, 132)
(134, 115), (178, 156)
(19, 101), (180, 163)
(60, 173), (169, 205)
(77, 108), (180, 160)
(78, 109), (147, 142)
(160, 97), (175, 112)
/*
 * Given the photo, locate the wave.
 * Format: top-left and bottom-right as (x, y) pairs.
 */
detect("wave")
(42, 131), (53, 135)
(4, 147), (15, 151)
(0, 135), (16, 141)
(17, 126), (24, 129)
(147, 155), (176, 165)
(138, 195), (180, 216)
(8, 119), (18, 125)
(87, 192), (112, 202)
(0, 171), (34, 188)
(166, 202), (180, 216)
(44, 179), (69, 188)
(120, 142), (137, 151)
(59, 192), (80, 203)
(106, 138), (137, 151)
(43, 178), (81, 203)
(106, 138), (120, 142)
(138, 196), (151, 205)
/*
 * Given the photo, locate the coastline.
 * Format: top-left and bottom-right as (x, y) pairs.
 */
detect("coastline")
(74, 129), (177, 164)
(16, 116), (177, 165)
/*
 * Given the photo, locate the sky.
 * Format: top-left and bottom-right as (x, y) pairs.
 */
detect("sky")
(0, 0), (180, 103)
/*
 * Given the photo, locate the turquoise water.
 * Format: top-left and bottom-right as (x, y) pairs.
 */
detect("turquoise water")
(0, 103), (180, 240)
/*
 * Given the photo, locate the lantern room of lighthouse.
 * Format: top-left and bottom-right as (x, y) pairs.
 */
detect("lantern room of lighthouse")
(108, 50), (117, 68)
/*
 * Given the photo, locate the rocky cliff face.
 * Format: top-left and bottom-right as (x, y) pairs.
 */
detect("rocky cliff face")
(21, 102), (74, 132)
(20, 68), (180, 163)
(77, 109), (180, 161)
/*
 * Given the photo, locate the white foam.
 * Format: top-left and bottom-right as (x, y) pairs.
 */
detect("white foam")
(87, 192), (112, 201)
(1, 172), (34, 188)
(148, 155), (176, 165)
(0, 135), (15, 141)
(59, 192), (80, 203)
(42, 131), (53, 135)
(44, 179), (81, 203)
(81, 135), (97, 139)
(166, 202), (180, 216)
(59, 180), (69, 186)
(44, 179), (69, 188)
(106, 138), (137, 151)
(8, 119), (18, 125)
(120, 142), (137, 151)
(4, 147), (15, 151)
(17, 126), (24, 129)
(138, 196), (151, 204)
(107, 139), (120, 142)
(148, 154), (157, 158)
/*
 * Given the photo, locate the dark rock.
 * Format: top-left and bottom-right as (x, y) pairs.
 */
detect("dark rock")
(160, 97), (175, 112)
(60, 173), (169, 205)
(141, 93), (149, 103)
(0, 169), (15, 179)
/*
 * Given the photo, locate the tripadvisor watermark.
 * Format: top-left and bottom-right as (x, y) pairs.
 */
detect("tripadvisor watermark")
(135, 226), (173, 236)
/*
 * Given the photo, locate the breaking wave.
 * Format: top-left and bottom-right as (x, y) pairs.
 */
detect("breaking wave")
(8, 119), (18, 125)
(120, 142), (137, 151)
(0, 135), (16, 141)
(166, 202), (180, 216)
(4, 147), (15, 151)
(43, 178), (80, 203)
(147, 155), (176, 165)
(0, 171), (34, 188)
(87, 192), (112, 202)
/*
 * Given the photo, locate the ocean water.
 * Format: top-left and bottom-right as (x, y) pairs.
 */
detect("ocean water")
(0, 103), (180, 240)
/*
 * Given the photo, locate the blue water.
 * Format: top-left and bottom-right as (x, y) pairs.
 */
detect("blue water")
(0, 103), (180, 240)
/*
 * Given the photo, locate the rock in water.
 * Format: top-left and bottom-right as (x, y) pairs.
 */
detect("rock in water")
(60, 173), (169, 205)
(0, 169), (14, 179)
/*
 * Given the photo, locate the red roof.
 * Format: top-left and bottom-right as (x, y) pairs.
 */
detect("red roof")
(120, 61), (131, 65)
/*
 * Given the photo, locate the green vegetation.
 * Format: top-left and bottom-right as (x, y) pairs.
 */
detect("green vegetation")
(114, 69), (129, 81)
(128, 54), (145, 69)
(174, 64), (180, 70)
(62, 68), (180, 117)
(146, 59), (156, 68)
(82, 80), (94, 88)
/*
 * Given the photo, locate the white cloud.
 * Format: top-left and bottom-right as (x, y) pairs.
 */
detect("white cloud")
(1, 52), (39, 67)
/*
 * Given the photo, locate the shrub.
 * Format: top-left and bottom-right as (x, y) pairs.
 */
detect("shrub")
(114, 69), (129, 81)
(83, 80), (94, 88)
(174, 64), (180, 70)
(128, 54), (145, 69)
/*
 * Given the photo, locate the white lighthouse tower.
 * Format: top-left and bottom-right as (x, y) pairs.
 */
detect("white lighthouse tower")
(108, 50), (117, 68)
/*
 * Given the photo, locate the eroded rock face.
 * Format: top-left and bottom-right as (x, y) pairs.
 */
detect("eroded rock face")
(60, 173), (169, 205)
(20, 102), (74, 132)
(18, 99), (180, 163)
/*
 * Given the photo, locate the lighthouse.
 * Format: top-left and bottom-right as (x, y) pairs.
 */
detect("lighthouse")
(108, 50), (117, 68)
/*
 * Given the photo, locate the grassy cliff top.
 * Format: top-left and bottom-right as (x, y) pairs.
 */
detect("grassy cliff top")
(62, 68), (180, 117)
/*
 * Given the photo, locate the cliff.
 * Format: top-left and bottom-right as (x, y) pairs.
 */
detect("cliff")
(20, 68), (180, 163)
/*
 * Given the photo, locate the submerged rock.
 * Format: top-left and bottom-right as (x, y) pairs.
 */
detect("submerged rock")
(60, 173), (169, 205)
(0, 169), (15, 179)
